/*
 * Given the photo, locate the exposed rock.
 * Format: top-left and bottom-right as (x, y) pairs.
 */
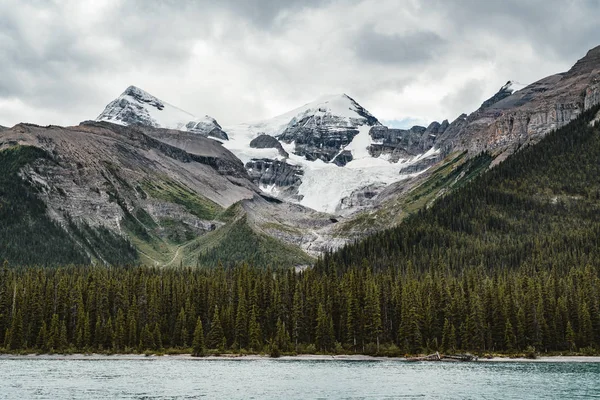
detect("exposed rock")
(435, 45), (600, 155)
(338, 183), (385, 211)
(249, 134), (289, 157)
(480, 81), (519, 109)
(245, 158), (304, 197)
(332, 150), (353, 166)
(97, 85), (229, 140)
(276, 94), (380, 162)
(398, 156), (440, 174)
(1, 122), (256, 238)
(279, 119), (360, 162)
(419, 120), (449, 150)
(368, 125), (432, 162)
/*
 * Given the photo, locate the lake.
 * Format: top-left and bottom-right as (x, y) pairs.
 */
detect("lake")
(1, 357), (599, 399)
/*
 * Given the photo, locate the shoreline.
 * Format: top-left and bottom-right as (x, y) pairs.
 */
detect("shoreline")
(2, 353), (600, 363)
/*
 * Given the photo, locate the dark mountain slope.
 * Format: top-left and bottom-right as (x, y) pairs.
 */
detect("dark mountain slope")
(0, 122), (320, 267)
(320, 104), (600, 272)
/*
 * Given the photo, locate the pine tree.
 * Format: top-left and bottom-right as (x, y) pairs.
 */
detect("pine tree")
(504, 320), (516, 352)
(234, 288), (248, 350)
(364, 280), (382, 353)
(7, 309), (23, 350)
(315, 304), (334, 352)
(274, 318), (291, 353)
(48, 313), (60, 351)
(114, 309), (126, 351)
(36, 321), (48, 351)
(566, 321), (576, 352)
(139, 324), (154, 351)
(192, 317), (205, 357)
(173, 308), (188, 348)
(207, 306), (225, 350)
(59, 320), (68, 351)
(248, 305), (262, 352)
(153, 323), (163, 350)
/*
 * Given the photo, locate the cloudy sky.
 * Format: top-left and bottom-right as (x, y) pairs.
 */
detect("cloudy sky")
(1, 0), (599, 129)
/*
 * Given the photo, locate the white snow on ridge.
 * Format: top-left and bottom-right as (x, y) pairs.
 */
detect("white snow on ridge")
(501, 80), (528, 94)
(97, 86), (222, 136)
(222, 93), (440, 214)
(96, 87), (441, 214)
(223, 93), (375, 144)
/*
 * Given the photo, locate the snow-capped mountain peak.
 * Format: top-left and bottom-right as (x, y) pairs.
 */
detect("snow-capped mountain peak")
(500, 80), (527, 94)
(480, 80), (528, 109)
(222, 94), (440, 214)
(96, 86), (228, 140)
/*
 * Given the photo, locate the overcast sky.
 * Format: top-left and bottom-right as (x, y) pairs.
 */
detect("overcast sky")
(1, 0), (599, 129)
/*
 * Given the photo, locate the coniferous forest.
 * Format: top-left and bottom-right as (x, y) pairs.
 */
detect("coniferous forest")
(1, 262), (599, 356)
(1, 106), (600, 356)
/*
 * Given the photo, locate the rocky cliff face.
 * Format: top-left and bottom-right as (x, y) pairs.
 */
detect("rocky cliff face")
(1, 122), (254, 235)
(245, 158), (303, 198)
(79, 45), (600, 247)
(0, 121), (347, 265)
(249, 134), (289, 157)
(434, 46), (600, 156)
(276, 94), (380, 162)
(97, 86), (229, 140)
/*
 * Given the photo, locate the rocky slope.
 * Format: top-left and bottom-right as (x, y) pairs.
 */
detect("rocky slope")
(329, 46), (600, 237)
(0, 121), (339, 266)
(434, 46), (600, 158)
(5, 44), (596, 267)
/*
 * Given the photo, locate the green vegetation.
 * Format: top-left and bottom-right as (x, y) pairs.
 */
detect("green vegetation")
(337, 151), (493, 234)
(1, 261), (598, 356)
(0, 146), (137, 266)
(141, 178), (222, 221)
(323, 104), (600, 273)
(196, 216), (313, 268)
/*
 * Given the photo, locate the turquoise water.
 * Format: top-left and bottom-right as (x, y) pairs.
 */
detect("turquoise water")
(1, 358), (599, 399)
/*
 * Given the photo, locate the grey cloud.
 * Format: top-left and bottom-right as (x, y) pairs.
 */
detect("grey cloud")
(428, 0), (600, 61)
(441, 79), (487, 118)
(0, 0), (599, 129)
(354, 27), (446, 64)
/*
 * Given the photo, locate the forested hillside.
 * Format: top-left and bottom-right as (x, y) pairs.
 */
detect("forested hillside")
(2, 106), (600, 357)
(0, 146), (137, 265)
(319, 105), (600, 273)
(1, 262), (598, 356)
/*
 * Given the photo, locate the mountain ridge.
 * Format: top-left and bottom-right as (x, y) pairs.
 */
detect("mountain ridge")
(97, 86), (229, 140)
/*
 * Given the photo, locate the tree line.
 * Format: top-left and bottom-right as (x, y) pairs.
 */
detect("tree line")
(1, 261), (599, 356)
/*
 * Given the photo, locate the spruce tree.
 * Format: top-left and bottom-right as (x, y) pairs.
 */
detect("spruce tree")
(192, 317), (205, 357)
(207, 306), (225, 350)
(248, 305), (262, 352)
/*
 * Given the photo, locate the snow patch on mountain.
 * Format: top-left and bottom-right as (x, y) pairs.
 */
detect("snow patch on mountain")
(224, 94), (377, 147)
(96, 86), (228, 140)
(502, 81), (527, 93)
(223, 94), (440, 213)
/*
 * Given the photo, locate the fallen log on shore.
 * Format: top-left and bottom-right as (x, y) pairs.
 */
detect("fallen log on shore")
(406, 353), (479, 362)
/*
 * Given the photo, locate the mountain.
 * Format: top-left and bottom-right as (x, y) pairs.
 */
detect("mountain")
(95, 88), (443, 215)
(97, 86), (229, 140)
(0, 121), (337, 267)
(332, 45), (600, 236)
(224, 94), (440, 214)
(433, 46), (600, 158)
(319, 103), (600, 273)
(3, 45), (600, 267)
